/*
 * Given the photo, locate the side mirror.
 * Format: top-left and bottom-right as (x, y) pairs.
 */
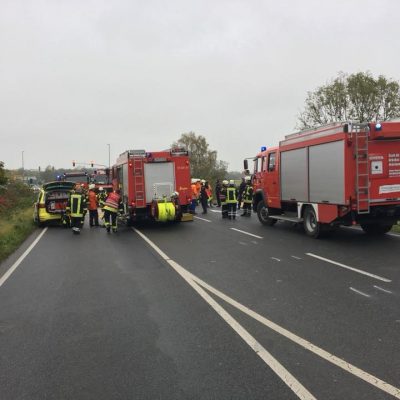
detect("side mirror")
(244, 160), (248, 170)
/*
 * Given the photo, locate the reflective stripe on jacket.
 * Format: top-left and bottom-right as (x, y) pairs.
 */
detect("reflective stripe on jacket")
(226, 187), (237, 204)
(103, 192), (121, 213)
(69, 194), (86, 217)
(243, 185), (253, 203)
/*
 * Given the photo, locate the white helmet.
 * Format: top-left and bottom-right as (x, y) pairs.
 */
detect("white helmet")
(191, 178), (196, 184)
(89, 184), (95, 190)
(229, 179), (235, 185)
(222, 180), (229, 185)
(201, 179), (206, 184)
(245, 176), (251, 182)
(99, 186), (104, 191)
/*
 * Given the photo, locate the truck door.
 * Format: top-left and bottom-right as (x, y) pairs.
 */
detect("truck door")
(264, 151), (280, 208)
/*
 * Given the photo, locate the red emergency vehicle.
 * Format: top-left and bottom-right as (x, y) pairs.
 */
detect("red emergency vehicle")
(248, 121), (400, 238)
(90, 169), (113, 193)
(61, 171), (89, 189)
(112, 148), (191, 223)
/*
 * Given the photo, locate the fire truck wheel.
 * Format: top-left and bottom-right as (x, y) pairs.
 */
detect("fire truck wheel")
(360, 223), (393, 235)
(303, 206), (322, 238)
(256, 201), (277, 226)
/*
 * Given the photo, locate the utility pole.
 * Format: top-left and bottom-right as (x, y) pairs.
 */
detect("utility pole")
(22, 150), (24, 182)
(107, 144), (111, 169)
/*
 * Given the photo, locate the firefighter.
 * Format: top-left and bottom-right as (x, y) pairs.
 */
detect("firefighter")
(220, 180), (229, 219)
(97, 187), (107, 208)
(66, 187), (87, 234)
(87, 184), (99, 226)
(241, 176), (253, 217)
(103, 189), (124, 233)
(215, 179), (222, 207)
(237, 178), (246, 210)
(190, 179), (198, 214)
(226, 180), (238, 220)
(200, 180), (209, 214)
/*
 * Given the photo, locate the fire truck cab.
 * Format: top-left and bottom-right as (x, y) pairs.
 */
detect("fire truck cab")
(112, 148), (191, 223)
(249, 121), (400, 238)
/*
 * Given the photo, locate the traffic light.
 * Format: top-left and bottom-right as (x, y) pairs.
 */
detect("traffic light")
(91, 161), (94, 167)
(72, 160), (75, 167)
(38, 166), (41, 172)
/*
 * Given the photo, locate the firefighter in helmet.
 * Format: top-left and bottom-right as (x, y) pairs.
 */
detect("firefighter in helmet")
(220, 180), (229, 219)
(66, 186), (87, 234)
(226, 180), (238, 220)
(240, 176), (253, 217)
(103, 189), (124, 233)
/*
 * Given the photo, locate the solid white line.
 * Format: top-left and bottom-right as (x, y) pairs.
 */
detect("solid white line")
(194, 216), (212, 223)
(133, 228), (317, 400)
(133, 227), (400, 399)
(306, 253), (391, 283)
(373, 285), (393, 294)
(186, 273), (400, 399)
(0, 228), (48, 288)
(349, 287), (371, 298)
(230, 228), (263, 239)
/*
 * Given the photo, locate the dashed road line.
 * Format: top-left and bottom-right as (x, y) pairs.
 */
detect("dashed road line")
(0, 228), (48, 288)
(271, 257), (281, 262)
(194, 216), (212, 223)
(133, 227), (400, 399)
(373, 285), (393, 294)
(349, 287), (371, 298)
(291, 256), (302, 260)
(230, 228), (263, 239)
(306, 253), (391, 283)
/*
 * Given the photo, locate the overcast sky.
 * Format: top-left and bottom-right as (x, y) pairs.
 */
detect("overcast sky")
(1, 0), (400, 172)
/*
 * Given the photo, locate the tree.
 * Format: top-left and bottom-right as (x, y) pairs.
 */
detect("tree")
(173, 132), (228, 183)
(298, 72), (400, 129)
(0, 161), (8, 185)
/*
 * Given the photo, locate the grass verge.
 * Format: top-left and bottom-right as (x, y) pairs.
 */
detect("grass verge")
(0, 206), (36, 263)
(392, 223), (400, 234)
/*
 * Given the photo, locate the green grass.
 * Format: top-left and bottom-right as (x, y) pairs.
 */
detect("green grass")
(392, 223), (400, 234)
(0, 206), (36, 263)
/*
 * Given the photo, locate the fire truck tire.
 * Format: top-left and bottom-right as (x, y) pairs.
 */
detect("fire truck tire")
(257, 201), (277, 226)
(360, 223), (393, 235)
(303, 206), (322, 238)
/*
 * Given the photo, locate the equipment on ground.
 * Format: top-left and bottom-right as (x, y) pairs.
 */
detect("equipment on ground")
(112, 148), (192, 223)
(248, 121), (400, 238)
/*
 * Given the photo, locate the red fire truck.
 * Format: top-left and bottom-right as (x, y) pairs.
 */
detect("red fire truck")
(112, 148), (191, 223)
(248, 121), (400, 238)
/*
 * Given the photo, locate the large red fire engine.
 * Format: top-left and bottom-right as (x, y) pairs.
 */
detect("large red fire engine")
(112, 148), (191, 223)
(248, 121), (400, 238)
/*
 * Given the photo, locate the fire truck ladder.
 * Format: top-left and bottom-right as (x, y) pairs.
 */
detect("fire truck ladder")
(355, 125), (370, 214)
(133, 156), (145, 208)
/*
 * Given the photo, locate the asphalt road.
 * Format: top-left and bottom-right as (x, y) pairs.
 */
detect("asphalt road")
(0, 208), (399, 399)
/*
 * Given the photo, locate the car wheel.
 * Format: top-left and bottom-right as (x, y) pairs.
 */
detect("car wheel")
(303, 206), (323, 238)
(256, 201), (277, 226)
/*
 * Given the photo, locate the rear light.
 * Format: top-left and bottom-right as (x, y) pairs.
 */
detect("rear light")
(131, 201), (136, 208)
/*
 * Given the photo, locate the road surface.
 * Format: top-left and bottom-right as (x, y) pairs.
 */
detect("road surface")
(1, 209), (399, 399)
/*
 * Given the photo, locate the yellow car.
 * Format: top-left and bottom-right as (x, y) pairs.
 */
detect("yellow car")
(33, 181), (75, 226)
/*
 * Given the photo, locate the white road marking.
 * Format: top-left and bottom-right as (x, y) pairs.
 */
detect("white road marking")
(271, 257), (281, 262)
(349, 287), (371, 298)
(291, 256), (302, 260)
(209, 209), (221, 213)
(133, 227), (316, 400)
(194, 216), (212, 223)
(0, 228), (48, 288)
(306, 253), (391, 283)
(238, 241), (248, 246)
(187, 272), (400, 399)
(133, 227), (400, 399)
(373, 285), (393, 294)
(230, 228), (263, 239)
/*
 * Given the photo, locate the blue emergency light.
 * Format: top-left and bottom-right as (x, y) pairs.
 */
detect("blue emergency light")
(261, 146), (267, 151)
(375, 123), (382, 131)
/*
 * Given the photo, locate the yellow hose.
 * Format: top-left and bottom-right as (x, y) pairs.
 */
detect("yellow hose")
(155, 202), (176, 222)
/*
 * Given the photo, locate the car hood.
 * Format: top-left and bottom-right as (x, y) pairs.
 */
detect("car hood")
(43, 181), (76, 191)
